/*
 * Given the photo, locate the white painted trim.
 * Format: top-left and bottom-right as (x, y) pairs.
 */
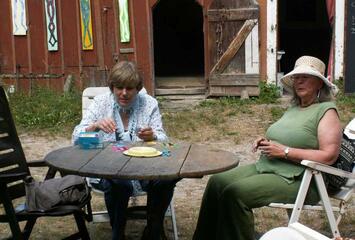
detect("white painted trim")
(334, 0), (345, 80)
(266, 0), (277, 84)
(245, 23), (260, 74)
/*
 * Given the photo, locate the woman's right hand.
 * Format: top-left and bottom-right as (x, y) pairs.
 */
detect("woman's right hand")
(86, 118), (116, 133)
(252, 137), (269, 152)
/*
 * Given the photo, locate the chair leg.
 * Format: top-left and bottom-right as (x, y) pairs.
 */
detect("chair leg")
(23, 217), (37, 240)
(85, 201), (93, 222)
(169, 201), (179, 240)
(289, 169), (313, 225)
(73, 212), (90, 240)
(0, 183), (24, 240)
(314, 173), (341, 238)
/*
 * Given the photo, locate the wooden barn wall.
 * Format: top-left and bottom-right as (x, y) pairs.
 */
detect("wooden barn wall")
(257, 0), (267, 81)
(0, 0), (147, 93)
(0, 0), (266, 95)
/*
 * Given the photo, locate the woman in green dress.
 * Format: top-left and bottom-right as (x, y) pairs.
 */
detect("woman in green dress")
(193, 56), (342, 240)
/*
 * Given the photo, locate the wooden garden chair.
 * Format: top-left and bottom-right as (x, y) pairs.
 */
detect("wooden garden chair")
(0, 86), (92, 240)
(82, 87), (178, 240)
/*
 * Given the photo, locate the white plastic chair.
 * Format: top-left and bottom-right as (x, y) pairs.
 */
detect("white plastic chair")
(82, 87), (178, 240)
(269, 126), (355, 239)
(260, 223), (331, 240)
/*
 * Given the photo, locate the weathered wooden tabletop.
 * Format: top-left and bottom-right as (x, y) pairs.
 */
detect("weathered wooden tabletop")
(44, 142), (239, 180)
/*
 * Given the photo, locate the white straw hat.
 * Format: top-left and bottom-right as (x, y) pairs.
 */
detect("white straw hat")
(280, 56), (338, 94)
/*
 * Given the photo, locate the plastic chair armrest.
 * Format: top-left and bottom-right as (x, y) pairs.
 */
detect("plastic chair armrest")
(27, 160), (48, 168)
(301, 160), (355, 179)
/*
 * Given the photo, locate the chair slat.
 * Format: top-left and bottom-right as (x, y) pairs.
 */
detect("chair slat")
(0, 182), (26, 204)
(0, 163), (20, 174)
(0, 141), (13, 151)
(0, 151), (25, 168)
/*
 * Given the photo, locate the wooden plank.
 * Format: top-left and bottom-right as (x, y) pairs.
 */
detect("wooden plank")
(209, 74), (259, 86)
(60, 1), (82, 87)
(100, 0), (116, 67)
(210, 19), (257, 74)
(0, 0), (14, 73)
(180, 144), (239, 178)
(61, 1), (80, 68)
(210, 0), (258, 9)
(44, 145), (102, 175)
(0, 151), (19, 168)
(208, 8), (259, 22)
(119, 143), (191, 180)
(119, 48), (135, 54)
(245, 23), (259, 74)
(79, 143), (131, 178)
(258, 0), (267, 81)
(156, 76), (205, 88)
(4, 183), (25, 201)
(93, 0), (104, 69)
(133, 0), (154, 94)
(155, 88), (205, 95)
(53, 0), (66, 91)
(334, 0), (345, 81)
(45, 0), (64, 91)
(208, 86), (260, 97)
(266, 0), (277, 84)
(27, 0), (46, 74)
(345, 1), (355, 93)
(207, 16), (245, 75)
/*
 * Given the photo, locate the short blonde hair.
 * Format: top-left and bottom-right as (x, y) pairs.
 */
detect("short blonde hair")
(107, 61), (143, 91)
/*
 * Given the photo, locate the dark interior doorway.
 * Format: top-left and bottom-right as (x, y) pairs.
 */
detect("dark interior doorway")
(278, 0), (332, 74)
(153, 0), (204, 77)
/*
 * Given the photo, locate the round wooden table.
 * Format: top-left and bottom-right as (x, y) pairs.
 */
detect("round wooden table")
(44, 141), (239, 180)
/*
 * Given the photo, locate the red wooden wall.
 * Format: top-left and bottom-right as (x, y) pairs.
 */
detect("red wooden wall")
(0, 0), (222, 95)
(0, 0), (150, 93)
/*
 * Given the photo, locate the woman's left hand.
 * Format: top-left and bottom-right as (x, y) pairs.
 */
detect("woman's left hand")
(137, 127), (155, 141)
(258, 140), (287, 159)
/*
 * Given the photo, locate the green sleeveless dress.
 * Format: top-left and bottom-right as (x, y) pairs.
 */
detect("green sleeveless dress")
(255, 101), (337, 183)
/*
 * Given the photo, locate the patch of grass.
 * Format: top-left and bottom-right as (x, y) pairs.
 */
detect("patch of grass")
(270, 106), (286, 122)
(8, 87), (81, 134)
(334, 79), (355, 125)
(253, 82), (281, 104)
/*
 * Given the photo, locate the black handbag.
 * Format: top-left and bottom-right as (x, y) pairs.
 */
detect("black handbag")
(325, 133), (355, 193)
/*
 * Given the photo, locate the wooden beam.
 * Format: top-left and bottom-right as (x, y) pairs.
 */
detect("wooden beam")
(210, 19), (258, 74)
(209, 74), (259, 86)
(208, 8), (259, 22)
(208, 86), (260, 97)
(119, 48), (135, 54)
(93, 0), (105, 69)
(155, 88), (205, 95)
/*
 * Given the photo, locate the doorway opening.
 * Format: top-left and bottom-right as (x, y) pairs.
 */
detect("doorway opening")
(278, 0), (332, 74)
(153, 0), (205, 95)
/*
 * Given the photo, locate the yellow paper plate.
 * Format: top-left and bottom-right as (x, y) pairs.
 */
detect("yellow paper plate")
(123, 147), (162, 157)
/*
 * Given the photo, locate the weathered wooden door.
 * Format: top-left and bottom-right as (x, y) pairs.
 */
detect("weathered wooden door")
(206, 0), (260, 96)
